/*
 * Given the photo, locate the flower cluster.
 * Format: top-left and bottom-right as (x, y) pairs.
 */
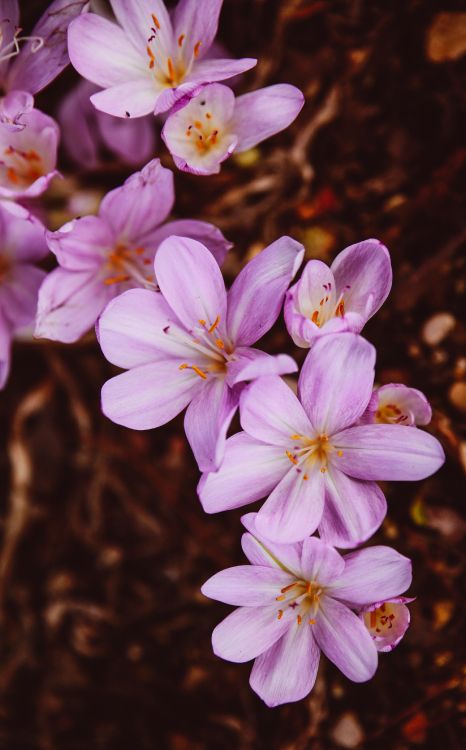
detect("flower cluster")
(0, 0), (446, 711)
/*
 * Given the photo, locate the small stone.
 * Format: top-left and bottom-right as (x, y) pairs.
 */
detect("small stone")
(449, 382), (466, 413)
(459, 442), (466, 473)
(427, 13), (466, 62)
(422, 312), (455, 346)
(331, 712), (364, 748)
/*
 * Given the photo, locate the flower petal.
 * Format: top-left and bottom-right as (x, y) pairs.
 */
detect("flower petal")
(226, 350), (297, 387)
(318, 468), (387, 549)
(154, 235), (227, 332)
(99, 159), (174, 243)
(198, 433), (288, 513)
(368, 383), (432, 426)
(110, 0), (173, 53)
(101, 359), (201, 430)
(68, 13), (146, 88)
(241, 513), (303, 577)
(187, 57), (257, 86)
(300, 537), (345, 585)
(227, 236), (304, 346)
(233, 84), (304, 152)
(298, 332), (375, 434)
(184, 376), (238, 472)
(330, 546), (412, 607)
(3, 212), (47, 263)
(314, 596), (378, 682)
(250, 620), (320, 707)
(333, 423), (445, 480)
(202, 565), (293, 607)
(46, 216), (113, 271)
(173, 0), (223, 60)
(212, 605), (289, 663)
(90, 80), (159, 118)
(97, 109), (156, 166)
(240, 375), (313, 446)
(145, 219), (232, 267)
(255, 465), (325, 543)
(331, 239), (392, 324)
(1, 265), (44, 330)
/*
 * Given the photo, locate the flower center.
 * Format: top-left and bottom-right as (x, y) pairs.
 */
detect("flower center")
(375, 402), (409, 424)
(364, 602), (397, 636)
(176, 315), (234, 381)
(276, 579), (323, 626)
(185, 115), (221, 155)
(145, 13), (201, 88)
(1, 145), (43, 187)
(310, 285), (346, 327)
(285, 433), (344, 478)
(103, 243), (155, 289)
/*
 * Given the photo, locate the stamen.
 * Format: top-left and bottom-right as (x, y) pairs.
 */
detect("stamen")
(290, 434), (302, 440)
(198, 319), (206, 326)
(309, 619), (316, 625)
(337, 450), (343, 457)
(370, 610), (377, 628)
(281, 582), (299, 594)
(194, 40), (202, 57)
(215, 339), (225, 349)
(297, 614), (302, 625)
(191, 365), (207, 380)
(151, 13), (160, 29)
(320, 466), (327, 473)
(277, 610), (283, 620)
(104, 274), (130, 286)
(146, 46), (155, 69)
(285, 450), (298, 465)
(303, 474), (309, 480)
(167, 57), (175, 81)
(208, 314), (220, 333)
(178, 33), (185, 47)
(275, 595), (285, 602)
(311, 310), (319, 325)
(336, 300), (345, 317)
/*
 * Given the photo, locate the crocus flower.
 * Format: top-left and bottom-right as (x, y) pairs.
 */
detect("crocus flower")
(284, 239), (392, 348)
(0, 107), (59, 199)
(162, 82), (304, 175)
(359, 597), (414, 652)
(361, 383), (432, 426)
(98, 235), (304, 472)
(0, 203), (48, 387)
(58, 80), (156, 169)
(202, 513), (412, 707)
(0, 0), (88, 130)
(35, 159), (231, 344)
(68, 0), (257, 118)
(199, 333), (444, 546)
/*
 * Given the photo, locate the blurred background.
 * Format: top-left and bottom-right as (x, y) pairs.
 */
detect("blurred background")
(0, 1), (465, 748)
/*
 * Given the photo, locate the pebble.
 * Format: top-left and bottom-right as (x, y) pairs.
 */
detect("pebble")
(331, 712), (364, 748)
(422, 312), (455, 346)
(427, 13), (466, 62)
(449, 382), (466, 413)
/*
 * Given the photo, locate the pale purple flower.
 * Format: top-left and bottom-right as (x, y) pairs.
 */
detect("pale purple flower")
(284, 239), (392, 348)
(98, 235), (304, 472)
(359, 597), (414, 652)
(162, 82), (304, 175)
(361, 383), (432, 426)
(202, 513), (412, 707)
(199, 332), (444, 547)
(58, 80), (157, 169)
(0, 203), (48, 387)
(0, 107), (59, 199)
(0, 0), (87, 130)
(68, 0), (257, 118)
(35, 158), (231, 344)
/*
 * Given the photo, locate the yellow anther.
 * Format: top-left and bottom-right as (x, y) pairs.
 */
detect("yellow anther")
(309, 619), (316, 625)
(277, 610), (283, 620)
(290, 434), (302, 440)
(208, 314), (220, 333)
(199, 319), (206, 326)
(215, 339), (225, 349)
(191, 365), (207, 380)
(337, 450), (343, 457)
(275, 595), (285, 602)
(285, 450), (298, 465)
(179, 363), (188, 370)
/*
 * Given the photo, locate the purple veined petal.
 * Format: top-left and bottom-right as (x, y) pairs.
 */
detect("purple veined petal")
(97, 109), (156, 166)
(152, 80), (206, 117)
(162, 84), (237, 175)
(331, 239), (392, 324)
(144, 218), (232, 267)
(0, 90), (34, 131)
(314, 596), (378, 682)
(0, 307), (12, 389)
(0, 1), (19, 79)
(226, 349), (297, 387)
(7, 0), (88, 95)
(154, 235), (227, 333)
(333, 423), (445, 481)
(35, 267), (113, 343)
(90, 80), (160, 119)
(284, 291), (319, 348)
(318, 467), (387, 549)
(298, 332), (376, 435)
(211, 604), (289, 663)
(186, 57), (257, 86)
(184, 376), (239, 472)
(3, 211), (47, 263)
(173, 0), (223, 61)
(240, 375), (312, 446)
(250, 619), (320, 707)
(233, 84), (304, 153)
(110, 0), (173, 55)
(1, 264), (45, 330)
(371, 383), (432, 426)
(46, 216), (113, 271)
(57, 80), (99, 168)
(68, 13), (146, 89)
(201, 564), (293, 607)
(360, 597), (414, 652)
(255, 465), (325, 544)
(198, 432), (289, 513)
(300, 537), (345, 585)
(329, 546), (412, 607)
(99, 159), (174, 243)
(101, 358), (202, 430)
(227, 236), (304, 347)
(241, 513), (303, 577)
(97, 288), (197, 369)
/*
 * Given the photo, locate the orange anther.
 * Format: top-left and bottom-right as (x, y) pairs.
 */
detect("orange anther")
(167, 57), (175, 81)
(285, 450), (298, 466)
(309, 619), (316, 625)
(297, 614), (302, 625)
(199, 319), (206, 326)
(194, 40), (201, 57)
(215, 339), (225, 349)
(320, 466), (327, 473)
(275, 595), (285, 602)
(103, 274), (130, 286)
(191, 365), (207, 380)
(281, 582), (298, 594)
(151, 13), (160, 29)
(178, 33), (185, 47)
(337, 450), (343, 457)
(303, 474), (309, 480)
(208, 314), (220, 333)
(311, 310), (319, 324)
(277, 610), (283, 620)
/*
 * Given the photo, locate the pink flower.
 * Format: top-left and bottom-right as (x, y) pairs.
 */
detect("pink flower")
(162, 82), (304, 175)
(35, 159), (231, 344)
(202, 513), (412, 707)
(359, 597), (415, 652)
(0, 203), (48, 387)
(98, 235), (303, 472)
(361, 383), (432, 426)
(68, 0), (257, 118)
(284, 239), (392, 347)
(0, 107), (59, 199)
(199, 333), (444, 547)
